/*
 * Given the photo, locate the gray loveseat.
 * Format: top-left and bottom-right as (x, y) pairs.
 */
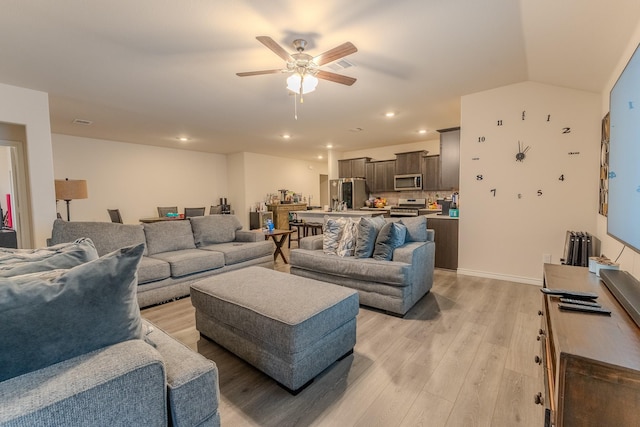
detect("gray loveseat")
(290, 216), (435, 316)
(48, 215), (274, 307)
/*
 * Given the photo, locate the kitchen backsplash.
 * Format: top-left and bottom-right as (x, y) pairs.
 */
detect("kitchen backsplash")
(368, 190), (455, 206)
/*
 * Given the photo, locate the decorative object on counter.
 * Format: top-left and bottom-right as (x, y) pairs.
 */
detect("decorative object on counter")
(55, 178), (88, 221)
(449, 192), (459, 217)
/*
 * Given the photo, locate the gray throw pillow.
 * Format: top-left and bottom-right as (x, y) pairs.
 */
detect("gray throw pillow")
(373, 222), (407, 261)
(354, 216), (387, 258)
(0, 238), (98, 277)
(0, 243), (145, 382)
(143, 221), (196, 255)
(399, 216), (428, 242)
(190, 215), (242, 246)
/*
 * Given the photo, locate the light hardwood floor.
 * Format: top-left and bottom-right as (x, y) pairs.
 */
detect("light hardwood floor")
(142, 247), (545, 427)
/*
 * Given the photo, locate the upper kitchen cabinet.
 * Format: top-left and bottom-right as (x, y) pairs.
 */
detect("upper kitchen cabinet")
(421, 155), (440, 191)
(338, 157), (371, 178)
(438, 127), (460, 191)
(395, 151), (427, 175)
(366, 160), (395, 192)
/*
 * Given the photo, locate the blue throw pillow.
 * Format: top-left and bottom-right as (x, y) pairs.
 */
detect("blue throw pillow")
(373, 222), (407, 261)
(0, 238), (98, 277)
(354, 216), (387, 258)
(0, 243), (145, 382)
(399, 216), (428, 242)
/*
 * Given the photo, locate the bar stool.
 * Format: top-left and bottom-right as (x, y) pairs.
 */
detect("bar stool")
(288, 220), (305, 248)
(304, 222), (323, 237)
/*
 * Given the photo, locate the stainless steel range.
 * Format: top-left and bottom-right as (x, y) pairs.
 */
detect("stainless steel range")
(389, 198), (426, 217)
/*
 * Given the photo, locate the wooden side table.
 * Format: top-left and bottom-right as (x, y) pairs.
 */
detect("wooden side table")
(263, 229), (294, 264)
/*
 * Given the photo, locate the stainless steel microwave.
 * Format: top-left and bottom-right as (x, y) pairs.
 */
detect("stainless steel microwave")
(394, 174), (422, 191)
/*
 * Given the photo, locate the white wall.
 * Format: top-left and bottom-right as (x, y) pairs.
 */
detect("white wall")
(0, 83), (55, 247)
(597, 21), (640, 281)
(342, 138), (441, 161)
(52, 134), (228, 223)
(459, 81), (600, 284)
(0, 147), (10, 200)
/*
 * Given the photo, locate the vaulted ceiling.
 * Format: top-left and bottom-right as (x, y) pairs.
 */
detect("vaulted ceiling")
(1, 0), (638, 161)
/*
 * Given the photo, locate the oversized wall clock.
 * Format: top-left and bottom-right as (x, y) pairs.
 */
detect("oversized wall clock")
(474, 109), (574, 200)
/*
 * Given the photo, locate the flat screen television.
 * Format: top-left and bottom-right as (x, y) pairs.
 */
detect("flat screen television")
(608, 43), (640, 254)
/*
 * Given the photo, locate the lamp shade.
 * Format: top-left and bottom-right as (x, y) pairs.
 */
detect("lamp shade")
(55, 179), (88, 201)
(286, 73), (318, 94)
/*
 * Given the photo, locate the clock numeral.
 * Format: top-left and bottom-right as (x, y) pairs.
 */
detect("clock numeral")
(562, 127), (571, 134)
(490, 189), (496, 197)
(522, 111), (526, 120)
(518, 193), (523, 199)
(547, 114), (551, 122)
(537, 190), (543, 196)
(559, 174), (565, 181)
(471, 157), (480, 160)
(478, 136), (485, 143)
(476, 174), (484, 181)
(497, 120), (503, 126)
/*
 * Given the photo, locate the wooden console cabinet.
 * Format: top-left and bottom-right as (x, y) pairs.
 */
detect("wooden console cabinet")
(539, 264), (640, 426)
(267, 203), (306, 230)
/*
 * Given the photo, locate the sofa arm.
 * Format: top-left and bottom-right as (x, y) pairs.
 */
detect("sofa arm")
(235, 230), (262, 242)
(392, 241), (427, 264)
(0, 340), (167, 426)
(145, 321), (220, 426)
(427, 229), (435, 242)
(300, 235), (323, 250)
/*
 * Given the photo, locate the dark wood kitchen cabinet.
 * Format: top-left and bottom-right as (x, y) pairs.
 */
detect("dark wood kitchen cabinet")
(438, 127), (460, 191)
(338, 157), (370, 179)
(425, 216), (458, 269)
(365, 160), (395, 192)
(395, 151), (427, 175)
(421, 155), (440, 191)
(539, 264), (640, 427)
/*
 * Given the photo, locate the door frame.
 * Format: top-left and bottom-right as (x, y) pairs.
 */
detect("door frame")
(0, 140), (33, 248)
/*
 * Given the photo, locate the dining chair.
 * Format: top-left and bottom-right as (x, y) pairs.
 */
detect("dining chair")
(184, 207), (206, 218)
(157, 206), (178, 217)
(107, 208), (123, 224)
(209, 205), (222, 215)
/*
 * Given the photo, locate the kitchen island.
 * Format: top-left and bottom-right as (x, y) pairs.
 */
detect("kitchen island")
(291, 209), (381, 222)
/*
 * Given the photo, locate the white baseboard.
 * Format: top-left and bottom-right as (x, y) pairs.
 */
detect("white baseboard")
(456, 268), (543, 286)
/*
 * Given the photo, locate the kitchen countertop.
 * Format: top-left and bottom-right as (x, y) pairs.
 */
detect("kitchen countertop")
(291, 209), (377, 219)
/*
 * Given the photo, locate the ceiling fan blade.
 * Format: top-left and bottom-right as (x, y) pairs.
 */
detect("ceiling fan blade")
(236, 69), (284, 77)
(313, 42), (357, 66)
(256, 36), (292, 62)
(316, 70), (357, 86)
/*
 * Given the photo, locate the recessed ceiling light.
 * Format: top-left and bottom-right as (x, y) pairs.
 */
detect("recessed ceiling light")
(326, 144), (333, 149)
(177, 137), (189, 142)
(418, 129), (427, 134)
(385, 112), (395, 118)
(282, 134), (291, 139)
(317, 155), (323, 160)
(72, 118), (93, 126)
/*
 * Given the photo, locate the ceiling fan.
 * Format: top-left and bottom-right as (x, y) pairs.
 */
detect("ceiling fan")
(236, 36), (358, 99)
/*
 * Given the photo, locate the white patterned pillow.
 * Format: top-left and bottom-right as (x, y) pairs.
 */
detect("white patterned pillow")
(323, 217), (347, 254)
(336, 218), (359, 257)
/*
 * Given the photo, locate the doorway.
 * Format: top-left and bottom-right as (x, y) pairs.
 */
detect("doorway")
(0, 140), (33, 248)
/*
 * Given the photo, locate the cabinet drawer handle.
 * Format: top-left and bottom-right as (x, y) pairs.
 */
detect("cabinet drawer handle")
(534, 355), (542, 365)
(534, 392), (544, 405)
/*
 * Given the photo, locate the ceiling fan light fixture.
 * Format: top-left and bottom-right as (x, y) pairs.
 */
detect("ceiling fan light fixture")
(286, 73), (318, 94)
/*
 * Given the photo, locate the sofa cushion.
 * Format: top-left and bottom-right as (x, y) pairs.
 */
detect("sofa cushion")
(0, 244), (145, 382)
(190, 215), (242, 246)
(373, 222), (407, 261)
(399, 216), (428, 242)
(290, 249), (411, 286)
(137, 256), (171, 284)
(149, 249), (225, 277)
(0, 238), (98, 277)
(144, 221), (196, 255)
(200, 241), (273, 265)
(336, 218), (359, 257)
(323, 217), (347, 254)
(50, 219), (147, 256)
(354, 216), (387, 259)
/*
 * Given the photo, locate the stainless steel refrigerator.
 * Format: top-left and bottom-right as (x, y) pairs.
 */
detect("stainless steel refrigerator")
(329, 178), (368, 210)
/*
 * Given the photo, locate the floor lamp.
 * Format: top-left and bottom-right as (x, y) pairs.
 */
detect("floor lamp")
(55, 178), (88, 221)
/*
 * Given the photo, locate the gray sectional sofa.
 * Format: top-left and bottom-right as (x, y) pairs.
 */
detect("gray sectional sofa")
(290, 216), (435, 316)
(48, 215), (275, 307)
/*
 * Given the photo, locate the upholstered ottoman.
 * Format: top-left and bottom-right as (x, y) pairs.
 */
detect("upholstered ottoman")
(190, 266), (359, 394)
